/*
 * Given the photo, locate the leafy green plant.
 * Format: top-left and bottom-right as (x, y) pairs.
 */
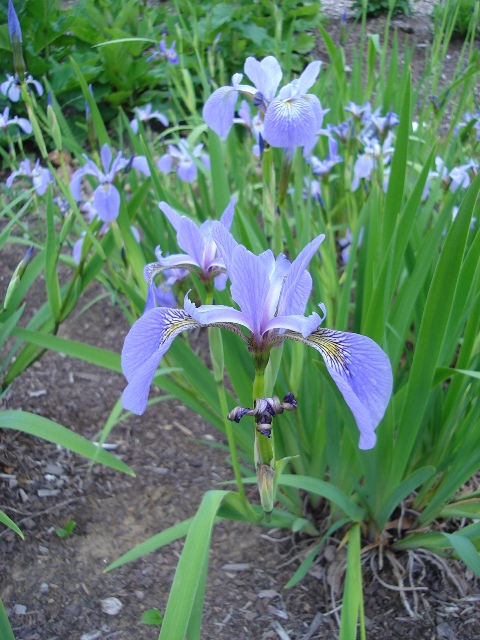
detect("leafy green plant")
(141, 609), (164, 626)
(432, 0), (480, 38)
(55, 519), (77, 538)
(352, 0), (411, 18)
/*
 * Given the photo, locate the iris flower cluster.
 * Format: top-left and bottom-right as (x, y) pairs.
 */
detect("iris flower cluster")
(70, 144), (150, 222)
(157, 139), (211, 183)
(202, 56), (327, 148)
(6, 158), (52, 195)
(121, 203), (393, 450)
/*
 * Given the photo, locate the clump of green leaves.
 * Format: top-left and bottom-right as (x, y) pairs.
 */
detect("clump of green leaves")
(141, 609), (164, 626)
(352, 0), (411, 18)
(55, 519), (77, 538)
(432, 0), (479, 38)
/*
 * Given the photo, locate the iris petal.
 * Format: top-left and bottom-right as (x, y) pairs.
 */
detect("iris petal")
(93, 183), (120, 222)
(202, 86), (239, 140)
(286, 328), (393, 449)
(229, 244), (271, 340)
(277, 234), (324, 316)
(121, 307), (201, 414)
(264, 96), (319, 148)
(244, 56), (282, 102)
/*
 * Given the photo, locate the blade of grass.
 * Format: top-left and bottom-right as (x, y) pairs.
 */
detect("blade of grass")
(159, 490), (229, 640)
(0, 411), (134, 476)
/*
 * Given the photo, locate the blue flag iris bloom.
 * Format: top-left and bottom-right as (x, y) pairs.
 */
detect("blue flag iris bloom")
(121, 225), (393, 449)
(202, 56), (326, 149)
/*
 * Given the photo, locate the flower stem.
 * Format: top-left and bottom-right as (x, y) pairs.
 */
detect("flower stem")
(253, 370), (273, 467)
(205, 297), (247, 504)
(216, 379), (247, 503)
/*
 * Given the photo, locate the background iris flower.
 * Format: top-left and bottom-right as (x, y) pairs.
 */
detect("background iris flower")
(70, 143), (150, 222)
(6, 158), (52, 195)
(202, 55), (326, 148)
(157, 139), (210, 182)
(122, 225), (393, 449)
(144, 196), (236, 307)
(0, 106), (32, 134)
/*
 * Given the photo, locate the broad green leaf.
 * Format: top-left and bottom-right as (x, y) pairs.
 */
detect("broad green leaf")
(0, 509), (24, 538)
(0, 598), (15, 640)
(45, 187), (62, 321)
(392, 172), (480, 485)
(381, 69), (410, 255)
(93, 37), (156, 47)
(11, 328), (122, 372)
(208, 129), (231, 216)
(70, 56), (109, 147)
(105, 518), (194, 572)
(376, 466), (435, 531)
(339, 524), (365, 640)
(0, 411), (134, 476)
(433, 367), (480, 387)
(441, 500), (480, 519)
(443, 533), (480, 578)
(279, 475), (365, 522)
(159, 490), (229, 640)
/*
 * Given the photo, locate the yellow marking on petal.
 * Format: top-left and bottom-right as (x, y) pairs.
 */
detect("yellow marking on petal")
(159, 309), (200, 346)
(285, 328), (350, 375)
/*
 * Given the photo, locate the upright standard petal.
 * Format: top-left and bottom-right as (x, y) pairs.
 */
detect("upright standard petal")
(219, 195), (237, 231)
(287, 328), (393, 449)
(296, 61), (321, 94)
(244, 56), (282, 103)
(211, 221), (239, 273)
(175, 216), (209, 269)
(277, 234), (324, 316)
(100, 144), (112, 175)
(228, 244), (271, 341)
(122, 307), (201, 414)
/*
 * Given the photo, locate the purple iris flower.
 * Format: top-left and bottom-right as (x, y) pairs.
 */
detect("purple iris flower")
(70, 143), (150, 223)
(0, 73), (43, 102)
(130, 103), (169, 134)
(144, 267), (189, 313)
(147, 38), (178, 64)
(454, 110), (480, 137)
(157, 139), (210, 183)
(6, 158), (52, 195)
(344, 101), (372, 121)
(122, 225), (393, 449)
(309, 136), (343, 177)
(0, 106), (31, 134)
(360, 109), (399, 144)
(339, 227), (364, 265)
(327, 120), (355, 144)
(351, 132), (394, 192)
(202, 56), (325, 148)
(302, 177), (323, 204)
(144, 196), (237, 309)
(449, 161), (476, 193)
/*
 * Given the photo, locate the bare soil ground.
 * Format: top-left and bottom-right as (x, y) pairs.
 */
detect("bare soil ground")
(1, 8), (480, 640)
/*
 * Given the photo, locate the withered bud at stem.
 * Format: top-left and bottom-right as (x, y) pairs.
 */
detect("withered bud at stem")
(227, 393), (298, 437)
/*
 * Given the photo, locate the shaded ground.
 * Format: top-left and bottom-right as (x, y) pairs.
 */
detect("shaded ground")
(2, 8), (480, 640)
